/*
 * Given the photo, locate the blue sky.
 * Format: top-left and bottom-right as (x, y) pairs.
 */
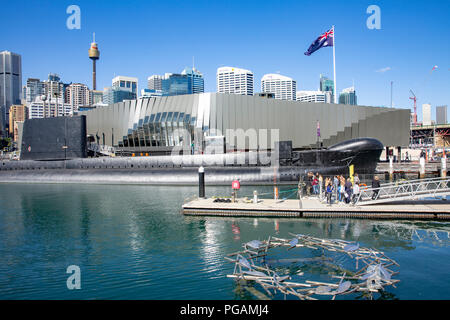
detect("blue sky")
(1, 0), (449, 121)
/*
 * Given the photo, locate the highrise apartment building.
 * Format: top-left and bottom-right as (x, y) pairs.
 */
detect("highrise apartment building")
(296, 91), (332, 103)
(148, 75), (163, 91)
(261, 74), (296, 101)
(8, 104), (28, 141)
(0, 51), (22, 136)
(217, 67), (253, 96)
(65, 83), (91, 112)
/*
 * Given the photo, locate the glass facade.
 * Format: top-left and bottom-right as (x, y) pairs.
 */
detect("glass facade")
(161, 74), (192, 96)
(103, 87), (137, 105)
(339, 88), (357, 105)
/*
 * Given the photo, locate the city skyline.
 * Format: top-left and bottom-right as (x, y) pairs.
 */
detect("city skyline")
(1, 0), (449, 121)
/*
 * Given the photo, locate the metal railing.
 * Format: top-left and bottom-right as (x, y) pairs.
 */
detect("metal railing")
(88, 143), (115, 156)
(354, 177), (450, 206)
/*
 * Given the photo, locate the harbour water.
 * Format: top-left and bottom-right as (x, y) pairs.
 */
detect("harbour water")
(0, 183), (449, 300)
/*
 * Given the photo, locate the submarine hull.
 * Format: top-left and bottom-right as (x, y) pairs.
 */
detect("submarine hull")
(0, 137), (383, 185)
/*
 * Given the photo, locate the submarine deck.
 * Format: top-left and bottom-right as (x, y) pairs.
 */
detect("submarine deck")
(182, 197), (450, 219)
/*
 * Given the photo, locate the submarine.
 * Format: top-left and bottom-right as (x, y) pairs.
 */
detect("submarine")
(0, 137), (384, 185)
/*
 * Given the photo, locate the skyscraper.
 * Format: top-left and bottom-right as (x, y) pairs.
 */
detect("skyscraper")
(23, 78), (44, 104)
(261, 74), (296, 101)
(319, 74), (334, 103)
(217, 67), (254, 96)
(0, 51), (22, 136)
(161, 73), (192, 96)
(422, 104), (432, 126)
(65, 83), (91, 112)
(181, 67), (204, 94)
(436, 105), (448, 125)
(339, 87), (357, 105)
(148, 75), (163, 91)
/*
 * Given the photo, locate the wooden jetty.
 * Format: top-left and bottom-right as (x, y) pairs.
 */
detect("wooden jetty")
(182, 197), (450, 219)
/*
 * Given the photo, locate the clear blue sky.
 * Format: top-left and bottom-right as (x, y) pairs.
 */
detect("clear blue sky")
(1, 0), (449, 121)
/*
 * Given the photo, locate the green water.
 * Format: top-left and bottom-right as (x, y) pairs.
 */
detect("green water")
(0, 183), (449, 299)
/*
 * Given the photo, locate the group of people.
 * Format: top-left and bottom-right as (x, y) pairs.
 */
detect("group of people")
(304, 172), (381, 205)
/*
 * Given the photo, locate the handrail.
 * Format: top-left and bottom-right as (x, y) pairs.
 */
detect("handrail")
(354, 177), (450, 205)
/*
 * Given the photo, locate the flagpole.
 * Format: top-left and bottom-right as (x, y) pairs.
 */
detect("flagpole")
(333, 25), (337, 104)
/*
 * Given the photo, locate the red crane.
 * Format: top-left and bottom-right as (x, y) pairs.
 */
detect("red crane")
(409, 90), (417, 126)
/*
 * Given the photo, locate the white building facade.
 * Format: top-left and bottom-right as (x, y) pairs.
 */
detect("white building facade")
(261, 74), (296, 101)
(112, 76), (138, 94)
(217, 66), (254, 96)
(296, 91), (332, 103)
(29, 97), (73, 119)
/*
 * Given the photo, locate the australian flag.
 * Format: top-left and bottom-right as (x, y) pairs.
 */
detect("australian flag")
(304, 27), (334, 56)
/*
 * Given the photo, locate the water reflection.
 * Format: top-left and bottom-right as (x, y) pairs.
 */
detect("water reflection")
(0, 183), (449, 299)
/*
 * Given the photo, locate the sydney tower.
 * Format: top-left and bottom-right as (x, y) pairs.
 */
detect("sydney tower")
(88, 33), (100, 90)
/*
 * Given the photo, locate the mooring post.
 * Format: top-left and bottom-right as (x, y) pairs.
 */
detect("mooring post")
(198, 166), (205, 198)
(253, 190), (258, 204)
(419, 157), (425, 179)
(389, 156), (394, 181)
(441, 155), (447, 178)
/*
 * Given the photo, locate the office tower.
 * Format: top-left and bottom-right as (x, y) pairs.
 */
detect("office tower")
(88, 33), (100, 90)
(0, 51), (22, 136)
(8, 104), (28, 141)
(112, 76), (138, 94)
(422, 104), (431, 126)
(436, 105), (448, 125)
(296, 91), (333, 103)
(319, 74), (334, 103)
(339, 87), (357, 105)
(161, 73), (192, 96)
(103, 86), (137, 105)
(217, 66), (254, 95)
(148, 75), (163, 91)
(181, 67), (204, 94)
(261, 74), (296, 101)
(23, 78), (44, 104)
(65, 83), (91, 112)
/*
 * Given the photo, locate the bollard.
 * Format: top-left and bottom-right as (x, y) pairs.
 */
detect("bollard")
(441, 156), (447, 178)
(198, 166), (205, 198)
(419, 157), (425, 179)
(253, 190), (258, 204)
(389, 156), (394, 181)
(274, 186), (279, 200)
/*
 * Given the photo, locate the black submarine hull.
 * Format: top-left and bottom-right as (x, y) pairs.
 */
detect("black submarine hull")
(0, 138), (383, 185)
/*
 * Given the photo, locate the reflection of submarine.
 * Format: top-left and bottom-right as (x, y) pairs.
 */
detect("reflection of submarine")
(0, 138), (383, 185)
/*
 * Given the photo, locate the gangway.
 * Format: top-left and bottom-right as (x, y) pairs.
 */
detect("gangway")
(354, 177), (450, 206)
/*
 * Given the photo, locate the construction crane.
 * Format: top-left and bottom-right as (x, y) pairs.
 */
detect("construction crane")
(409, 90), (417, 126)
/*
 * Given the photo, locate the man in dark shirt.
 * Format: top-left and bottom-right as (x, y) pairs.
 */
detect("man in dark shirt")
(344, 178), (353, 204)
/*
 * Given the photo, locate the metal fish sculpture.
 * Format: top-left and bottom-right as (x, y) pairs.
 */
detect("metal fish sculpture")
(246, 240), (263, 250)
(344, 243), (360, 252)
